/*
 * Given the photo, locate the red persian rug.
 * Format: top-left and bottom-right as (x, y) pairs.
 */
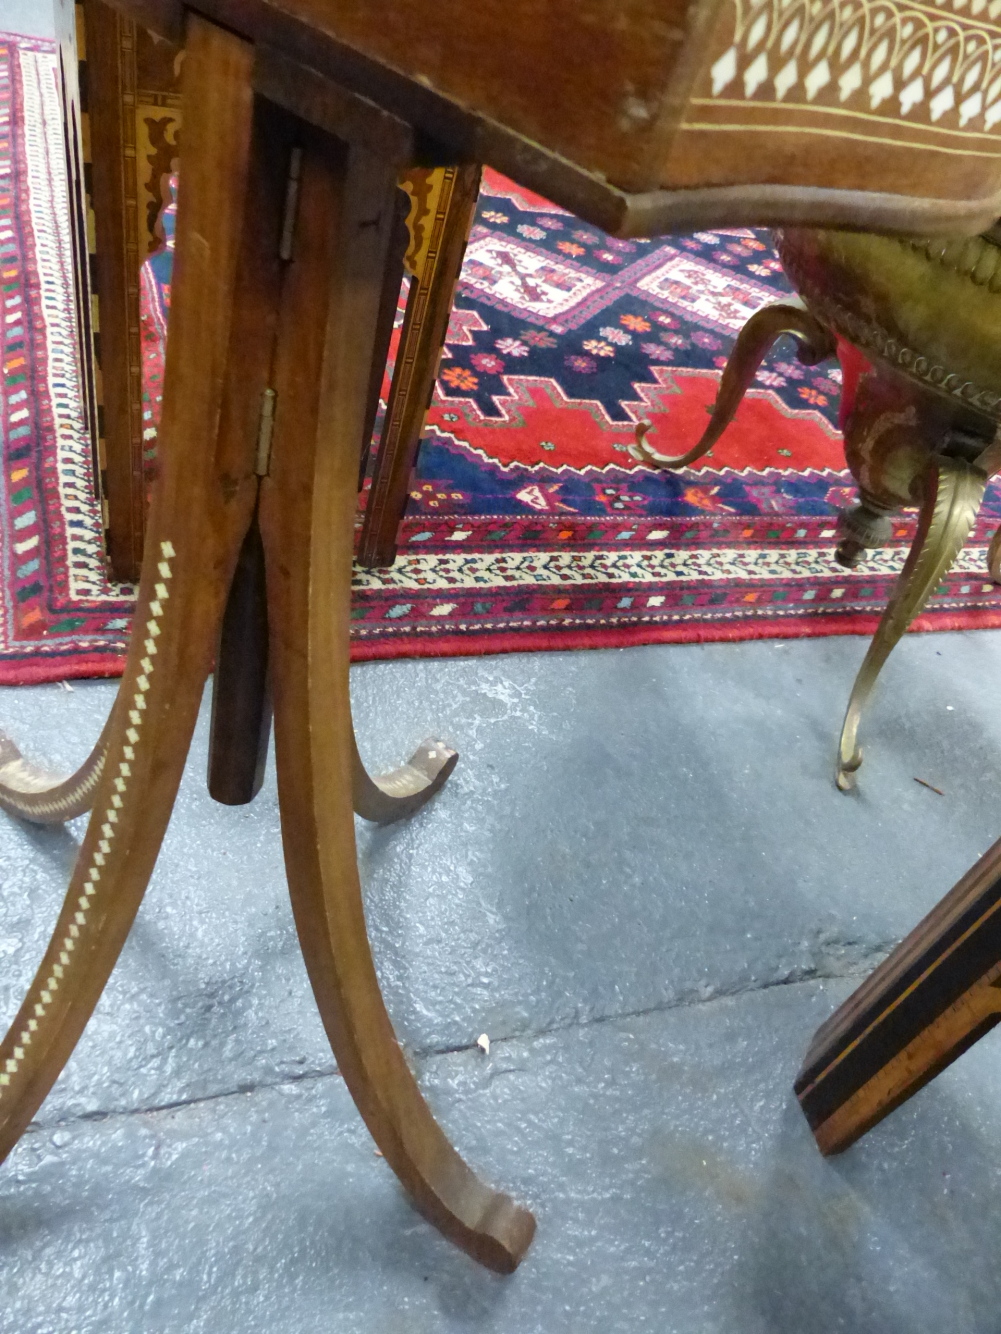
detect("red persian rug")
(0, 33), (131, 685)
(347, 169), (1001, 658)
(14, 88), (1001, 680)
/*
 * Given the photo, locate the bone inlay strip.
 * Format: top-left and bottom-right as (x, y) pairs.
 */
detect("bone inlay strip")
(0, 541), (175, 1098)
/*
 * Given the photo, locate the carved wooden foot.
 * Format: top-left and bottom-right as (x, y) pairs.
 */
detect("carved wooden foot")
(630, 300), (834, 469)
(257, 122), (532, 1270)
(0, 710), (115, 824)
(352, 735), (458, 825)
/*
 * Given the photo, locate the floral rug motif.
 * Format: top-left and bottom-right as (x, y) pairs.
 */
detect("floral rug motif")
(347, 169), (1001, 657)
(61, 154), (1001, 675)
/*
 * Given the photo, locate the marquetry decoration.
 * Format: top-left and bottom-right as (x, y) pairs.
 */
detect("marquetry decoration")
(658, 0), (1001, 203)
(398, 166), (449, 276)
(0, 536), (171, 1102)
(698, 0), (1001, 143)
(79, 1), (181, 581)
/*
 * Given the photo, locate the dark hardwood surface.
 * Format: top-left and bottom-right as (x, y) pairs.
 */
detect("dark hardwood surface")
(105, 0), (1001, 238)
(796, 838), (1001, 1154)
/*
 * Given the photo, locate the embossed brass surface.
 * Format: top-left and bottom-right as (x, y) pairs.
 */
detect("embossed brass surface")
(777, 225), (1001, 788)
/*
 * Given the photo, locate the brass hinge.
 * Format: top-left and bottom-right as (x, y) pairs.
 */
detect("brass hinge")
(255, 388), (276, 476)
(279, 146), (303, 261)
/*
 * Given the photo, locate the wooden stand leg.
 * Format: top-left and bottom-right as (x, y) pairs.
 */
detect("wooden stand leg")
(835, 455), (987, 791)
(207, 513), (273, 806)
(630, 302), (834, 469)
(357, 164), (481, 570)
(0, 16), (267, 1158)
(357, 186), (409, 491)
(796, 836), (1001, 1154)
(259, 132), (534, 1273)
(351, 732), (457, 825)
(0, 709), (116, 824)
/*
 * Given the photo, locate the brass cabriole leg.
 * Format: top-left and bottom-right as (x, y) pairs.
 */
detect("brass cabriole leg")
(631, 301), (834, 469)
(836, 455), (987, 791)
(259, 130), (535, 1272)
(0, 17), (265, 1158)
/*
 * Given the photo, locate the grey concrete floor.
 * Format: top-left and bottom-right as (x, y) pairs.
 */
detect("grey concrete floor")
(3, 630), (1001, 1331)
(1, 2), (58, 40)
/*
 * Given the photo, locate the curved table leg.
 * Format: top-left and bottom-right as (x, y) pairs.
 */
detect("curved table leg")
(630, 301), (834, 469)
(206, 507), (458, 822)
(836, 455), (987, 791)
(0, 18), (268, 1162)
(260, 130), (534, 1272)
(0, 707), (114, 824)
(352, 729), (457, 825)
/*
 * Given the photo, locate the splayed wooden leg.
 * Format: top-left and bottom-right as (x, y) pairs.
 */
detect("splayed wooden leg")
(630, 301), (833, 469)
(260, 129), (534, 1273)
(0, 16), (269, 1158)
(0, 707), (116, 824)
(357, 164), (482, 569)
(836, 454), (986, 791)
(796, 835), (1001, 1154)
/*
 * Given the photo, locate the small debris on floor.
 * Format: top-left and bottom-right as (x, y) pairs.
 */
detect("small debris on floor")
(373, 1148), (383, 1158)
(914, 777), (945, 796)
(476, 1033), (490, 1055)
(59, 680), (74, 692)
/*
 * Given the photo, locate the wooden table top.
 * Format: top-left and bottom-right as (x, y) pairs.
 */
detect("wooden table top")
(113, 0), (1001, 236)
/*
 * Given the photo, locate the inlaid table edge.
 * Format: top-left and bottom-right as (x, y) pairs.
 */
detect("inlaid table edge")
(105, 0), (1001, 239)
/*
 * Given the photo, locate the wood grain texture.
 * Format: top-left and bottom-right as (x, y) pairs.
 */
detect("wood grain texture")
(0, 13), (259, 1160)
(104, 0), (1001, 236)
(796, 837), (1001, 1154)
(84, 0), (147, 579)
(207, 516), (272, 806)
(358, 163), (480, 568)
(258, 128), (534, 1273)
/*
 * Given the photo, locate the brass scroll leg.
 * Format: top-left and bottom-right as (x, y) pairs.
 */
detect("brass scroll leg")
(0, 17), (267, 1158)
(259, 129), (535, 1272)
(836, 455), (987, 791)
(630, 301), (834, 469)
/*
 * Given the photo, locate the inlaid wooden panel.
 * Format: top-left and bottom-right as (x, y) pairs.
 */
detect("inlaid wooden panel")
(81, 0), (180, 581)
(237, 0), (698, 194)
(664, 0), (1001, 201)
(107, 0), (1001, 235)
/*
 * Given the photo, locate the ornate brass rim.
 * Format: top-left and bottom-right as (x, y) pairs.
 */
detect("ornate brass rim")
(775, 233), (1001, 422)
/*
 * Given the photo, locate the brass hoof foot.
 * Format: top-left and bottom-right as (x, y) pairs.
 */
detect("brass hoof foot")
(836, 748), (863, 792)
